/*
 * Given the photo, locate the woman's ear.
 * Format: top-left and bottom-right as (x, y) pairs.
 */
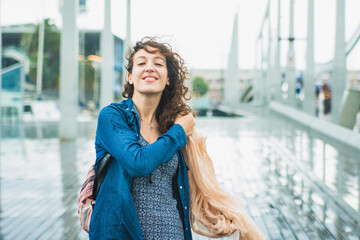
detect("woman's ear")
(128, 73), (133, 84)
(166, 77), (170, 86)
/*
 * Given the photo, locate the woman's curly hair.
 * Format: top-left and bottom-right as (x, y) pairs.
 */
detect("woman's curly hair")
(123, 37), (192, 134)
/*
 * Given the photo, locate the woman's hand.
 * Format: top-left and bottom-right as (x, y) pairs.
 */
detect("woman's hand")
(175, 113), (195, 137)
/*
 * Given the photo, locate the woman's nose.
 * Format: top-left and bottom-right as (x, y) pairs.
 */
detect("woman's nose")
(145, 63), (154, 72)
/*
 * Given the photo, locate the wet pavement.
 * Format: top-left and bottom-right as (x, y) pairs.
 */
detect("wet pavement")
(0, 106), (359, 240)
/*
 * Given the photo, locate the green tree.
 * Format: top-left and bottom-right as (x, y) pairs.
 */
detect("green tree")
(20, 19), (61, 93)
(20, 19), (96, 100)
(192, 76), (209, 97)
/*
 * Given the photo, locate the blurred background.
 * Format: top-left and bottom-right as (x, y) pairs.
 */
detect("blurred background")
(0, 0), (360, 239)
(1, 0), (359, 130)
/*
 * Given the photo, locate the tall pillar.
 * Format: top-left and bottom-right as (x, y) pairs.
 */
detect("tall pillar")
(36, 19), (45, 98)
(260, 36), (265, 104)
(285, 0), (296, 107)
(59, 0), (79, 141)
(274, 0), (282, 102)
(78, 2), (88, 105)
(122, 0), (131, 87)
(332, 0), (346, 123)
(304, 0), (315, 115)
(126, 0), (131, 52)
(224, 13), (239, 107)
(79, 31), (86, 104)
(253, 38), (261, 105)
(266, 0), (272, 102)
(100, 0), (114, 109)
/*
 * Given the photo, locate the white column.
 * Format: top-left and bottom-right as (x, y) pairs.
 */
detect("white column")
(126, 0), (131, 51)
(100, 0), (114, 109)
(266, 0), (272, 102)
(304, 0), (315, 115)
(19, 64), (25, 122)
(253, 38), (261, 105)
(59, 0), (79, 140)
(285, 0), (296, 107)
(93, 62), (99, 105)
(122, 0), (131, 86)
(332, 0), (346, 123)
(126, 0), (131, 50)
(79, 30), (86, 104)
(224, 13), (239, 107)
(36, 19), (45, 97)
(260, 36), (265, 104)
(274, 0), (282, 102)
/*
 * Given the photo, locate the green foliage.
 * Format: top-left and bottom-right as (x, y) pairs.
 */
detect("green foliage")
(192, 76), (209, 97)
(19, 19), (96, 100)
(20, 19), (61, 90)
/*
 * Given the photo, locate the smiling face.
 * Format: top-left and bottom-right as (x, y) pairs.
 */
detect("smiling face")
(128, 47), (169, 97)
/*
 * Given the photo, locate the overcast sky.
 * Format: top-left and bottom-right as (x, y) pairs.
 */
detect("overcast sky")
(1, 0), (359, 70)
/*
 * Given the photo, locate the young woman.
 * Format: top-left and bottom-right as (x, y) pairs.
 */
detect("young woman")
(89, 37), (195, 239)
(90, 37), (266, 240)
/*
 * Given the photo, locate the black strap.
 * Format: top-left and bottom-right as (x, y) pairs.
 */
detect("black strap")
(92, 153), (114, 200)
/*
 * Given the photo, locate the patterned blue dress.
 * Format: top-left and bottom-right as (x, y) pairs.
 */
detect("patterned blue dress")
(130, 134), (185, 240)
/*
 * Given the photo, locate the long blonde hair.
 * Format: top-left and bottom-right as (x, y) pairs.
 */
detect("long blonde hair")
(183, 131), (266, 240)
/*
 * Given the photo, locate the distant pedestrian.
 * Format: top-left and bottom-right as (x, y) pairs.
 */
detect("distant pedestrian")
(295, 73), (303, 98)
(322, 81), (331, 115)
(315, 80), (321, 117)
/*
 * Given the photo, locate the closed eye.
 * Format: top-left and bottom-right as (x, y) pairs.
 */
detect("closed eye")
(137, 62), (145, 66)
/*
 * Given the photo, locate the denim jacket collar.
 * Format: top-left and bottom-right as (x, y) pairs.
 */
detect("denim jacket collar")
(122, 98), (141, 135)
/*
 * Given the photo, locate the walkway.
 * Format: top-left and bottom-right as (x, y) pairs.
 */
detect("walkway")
(0, 106), (359, 240)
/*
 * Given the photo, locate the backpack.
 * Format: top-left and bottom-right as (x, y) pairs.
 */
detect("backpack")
(77, 153), (113, 232)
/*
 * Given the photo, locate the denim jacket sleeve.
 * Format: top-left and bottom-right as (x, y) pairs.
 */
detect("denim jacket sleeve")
(96, 105), (187, 177)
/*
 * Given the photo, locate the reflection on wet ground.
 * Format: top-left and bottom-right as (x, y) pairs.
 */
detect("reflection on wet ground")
(0, 121), (95, 240)
(195, 109), (360, 240)
(0, 107), (359, 240)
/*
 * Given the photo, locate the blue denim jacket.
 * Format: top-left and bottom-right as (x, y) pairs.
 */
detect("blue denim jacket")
(89, 98), (192, 240)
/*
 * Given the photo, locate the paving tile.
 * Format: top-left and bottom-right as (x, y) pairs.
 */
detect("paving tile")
(0, 109), (359, 240)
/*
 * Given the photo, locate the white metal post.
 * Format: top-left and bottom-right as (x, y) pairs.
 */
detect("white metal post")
(224, 13), (239, 107)
(19, 64), (25, 122)
(122, 0), (131, 87)
(78, 3), (88, 105)
(253, 38), (260, 105)
(79, 31), (86, 104)
(93, 62), (99, 109)
(266, 0), (272, 103)
(304, 0), (315, 115)
(36, 19), (45, 98)
(59, 0), (79, 140)
(274, 0), (282, 102)
(126, 0), (131, 54)
(260, 35), (265, 104)
(332, 0), (346, 123)
(100, 0), (114, 109)
(286, 0), (296, 107)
